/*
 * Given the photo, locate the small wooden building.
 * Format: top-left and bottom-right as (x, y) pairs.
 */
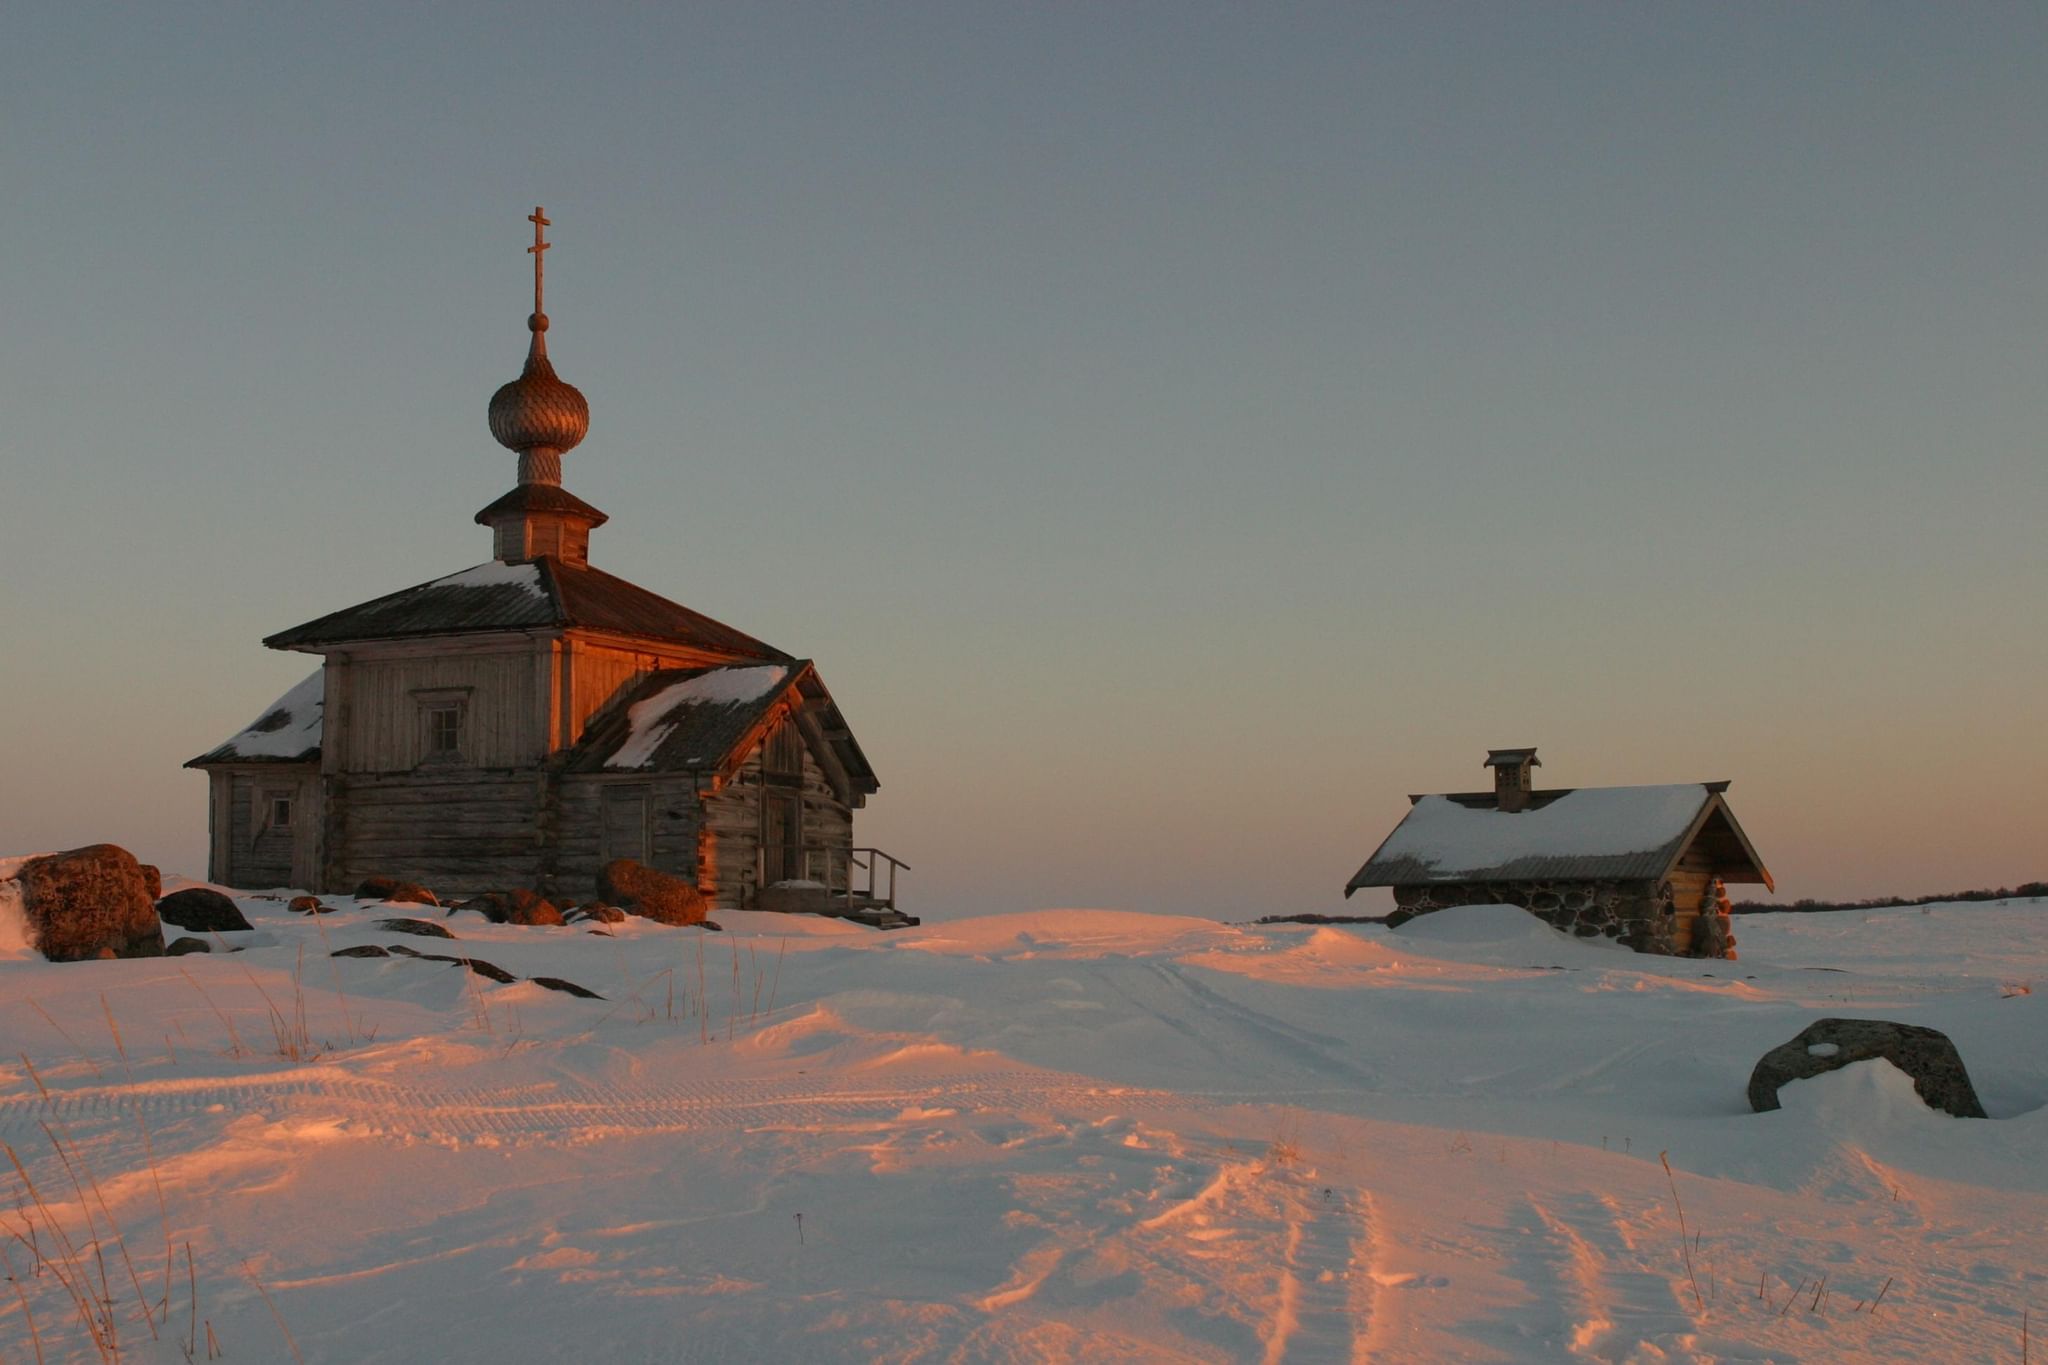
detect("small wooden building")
(1343, 748), (1771, 958)
(189, 211), (898, 912)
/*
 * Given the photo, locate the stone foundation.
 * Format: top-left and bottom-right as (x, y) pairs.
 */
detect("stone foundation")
(1390, 878), (1715, 957)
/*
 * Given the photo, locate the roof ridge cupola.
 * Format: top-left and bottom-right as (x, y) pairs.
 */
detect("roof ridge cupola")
(477, 207), (607, 566)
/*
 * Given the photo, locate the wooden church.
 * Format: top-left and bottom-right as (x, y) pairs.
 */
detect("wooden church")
(189, 211), (898, 913)
(1343, 748), (1771, 958)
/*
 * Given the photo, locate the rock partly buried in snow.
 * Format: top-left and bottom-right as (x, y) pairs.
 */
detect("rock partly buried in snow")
(531, 976), (604, 999)
(1748, 1017), (1987, 1119)
(330, 944), (390, 958)
(375, 917), (456, 939)
(465, 889), (565, 927)
(597, 859), (708, 926)
(165, 936), (212, 955)
(156, 887), (252, 934)
(289, 895), (329, 914)
(355, 876), (439, 907)
(13, 844), (165, 961)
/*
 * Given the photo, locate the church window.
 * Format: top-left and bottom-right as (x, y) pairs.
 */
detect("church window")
(411, 687), (474, 764)
(268, 796), (293, 829)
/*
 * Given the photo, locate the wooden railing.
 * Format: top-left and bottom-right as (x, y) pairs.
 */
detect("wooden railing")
(757, 845), (911, 912)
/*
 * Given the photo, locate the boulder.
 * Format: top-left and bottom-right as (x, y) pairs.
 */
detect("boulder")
(288, 895), (327, 914)
(1748, 1017), (1987, 1119)
(165, 936), (212, 956)
(13, 845), (165, 962)
(374, 917), (455, 939)
(466, 889), (564, 927)
(596, 859), (708, 927)
(156, 887), (252, 934)
(140, 865), (162, 902)
(355, 876), (438, 907)
(531, 976), (604, 1000)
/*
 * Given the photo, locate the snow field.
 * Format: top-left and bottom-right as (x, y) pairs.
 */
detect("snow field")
(1, 891), (2044, 1362)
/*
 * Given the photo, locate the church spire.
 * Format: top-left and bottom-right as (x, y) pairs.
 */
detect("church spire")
(487, 206), (591, 485)
(478, 207), (606, 565)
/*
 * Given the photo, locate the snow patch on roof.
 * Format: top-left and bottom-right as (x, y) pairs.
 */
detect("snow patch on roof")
(211, 670), (325, 761)
(432, 561), (547, 596)
(1376, 785), (1710, 880)
(604, 665), (790, 770)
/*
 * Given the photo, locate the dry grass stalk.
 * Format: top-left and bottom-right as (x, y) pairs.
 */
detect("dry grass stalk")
(307, 906), (363, 1043)
(0, 1238), (47, 1364)
(696, 933), (710, 1045)
(3, 1141), (112, 1359)
(41, 1118), (157, 1342)
(185, 1242), (198, 1360)
(241, 1259), (305, 1365)
(767, 937), (787, 1017)
(1659, 1151), (1704, 1312)
(175, 968), (249, 1059)
(25, 1002), (101, 1079)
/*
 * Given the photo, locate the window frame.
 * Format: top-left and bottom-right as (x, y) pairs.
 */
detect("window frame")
(410, 687), (475, 767)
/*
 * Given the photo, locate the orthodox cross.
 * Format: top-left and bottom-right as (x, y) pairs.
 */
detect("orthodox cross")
(527, 207), (551, 317)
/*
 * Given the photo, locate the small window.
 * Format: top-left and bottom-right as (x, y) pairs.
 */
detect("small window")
(268, 796), (293, 830)
(411, 687), (475, 767)
(427, 705), (462, 755)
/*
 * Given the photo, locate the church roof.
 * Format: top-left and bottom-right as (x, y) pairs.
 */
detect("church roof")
(186, 669), (324, 766)
(1344, 783), (1771, 894)
(568, 660), (880, 796)
(263, 559), (788, 660)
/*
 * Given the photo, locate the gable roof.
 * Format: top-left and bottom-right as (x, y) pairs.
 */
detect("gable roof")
(566, 660), (880, 798)
(186, 669), (324, 767)
(263, 559), (788, 660)
(1344, 783), (1771, 895)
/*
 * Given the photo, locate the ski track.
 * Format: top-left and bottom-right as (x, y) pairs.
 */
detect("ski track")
(1272, 1177), (1374, 1365)
(1513, 1192), (1696, 1362)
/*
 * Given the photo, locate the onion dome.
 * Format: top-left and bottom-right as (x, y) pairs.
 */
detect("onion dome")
(488, 316), (589, 457)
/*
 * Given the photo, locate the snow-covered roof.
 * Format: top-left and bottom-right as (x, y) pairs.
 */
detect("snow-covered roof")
(604, 665), (792, 770)
(186, 669), (325, 766)
(1345, 783), (1771, 892)
(566, 660), (880, 797)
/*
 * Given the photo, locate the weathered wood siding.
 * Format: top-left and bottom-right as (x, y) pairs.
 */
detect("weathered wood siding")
(550, 774), (703, 901)
(329, 645), (545, 773)
(561, 637), (748, 753)
(696, 731), (855, 911)
(327, 770), (543, 897)
(213, 766), (320, 890)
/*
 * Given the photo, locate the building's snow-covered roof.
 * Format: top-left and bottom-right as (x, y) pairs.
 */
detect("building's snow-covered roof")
(1345, 783), (1771, 892)
(604, 665), (792, 770)
(566, 660), (879, 797)
(186, 669), (325, 766)
(263, 558), (788, 660)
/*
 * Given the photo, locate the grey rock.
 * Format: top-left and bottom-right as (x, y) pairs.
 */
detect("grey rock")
(1748, 1017), (1987, 1119)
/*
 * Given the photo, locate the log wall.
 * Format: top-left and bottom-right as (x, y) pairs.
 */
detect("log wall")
(326, 769), (544, 897)
(550, 773), (703, 902)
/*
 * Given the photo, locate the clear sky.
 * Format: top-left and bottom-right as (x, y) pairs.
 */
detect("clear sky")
(2, 3), (2042, 917)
